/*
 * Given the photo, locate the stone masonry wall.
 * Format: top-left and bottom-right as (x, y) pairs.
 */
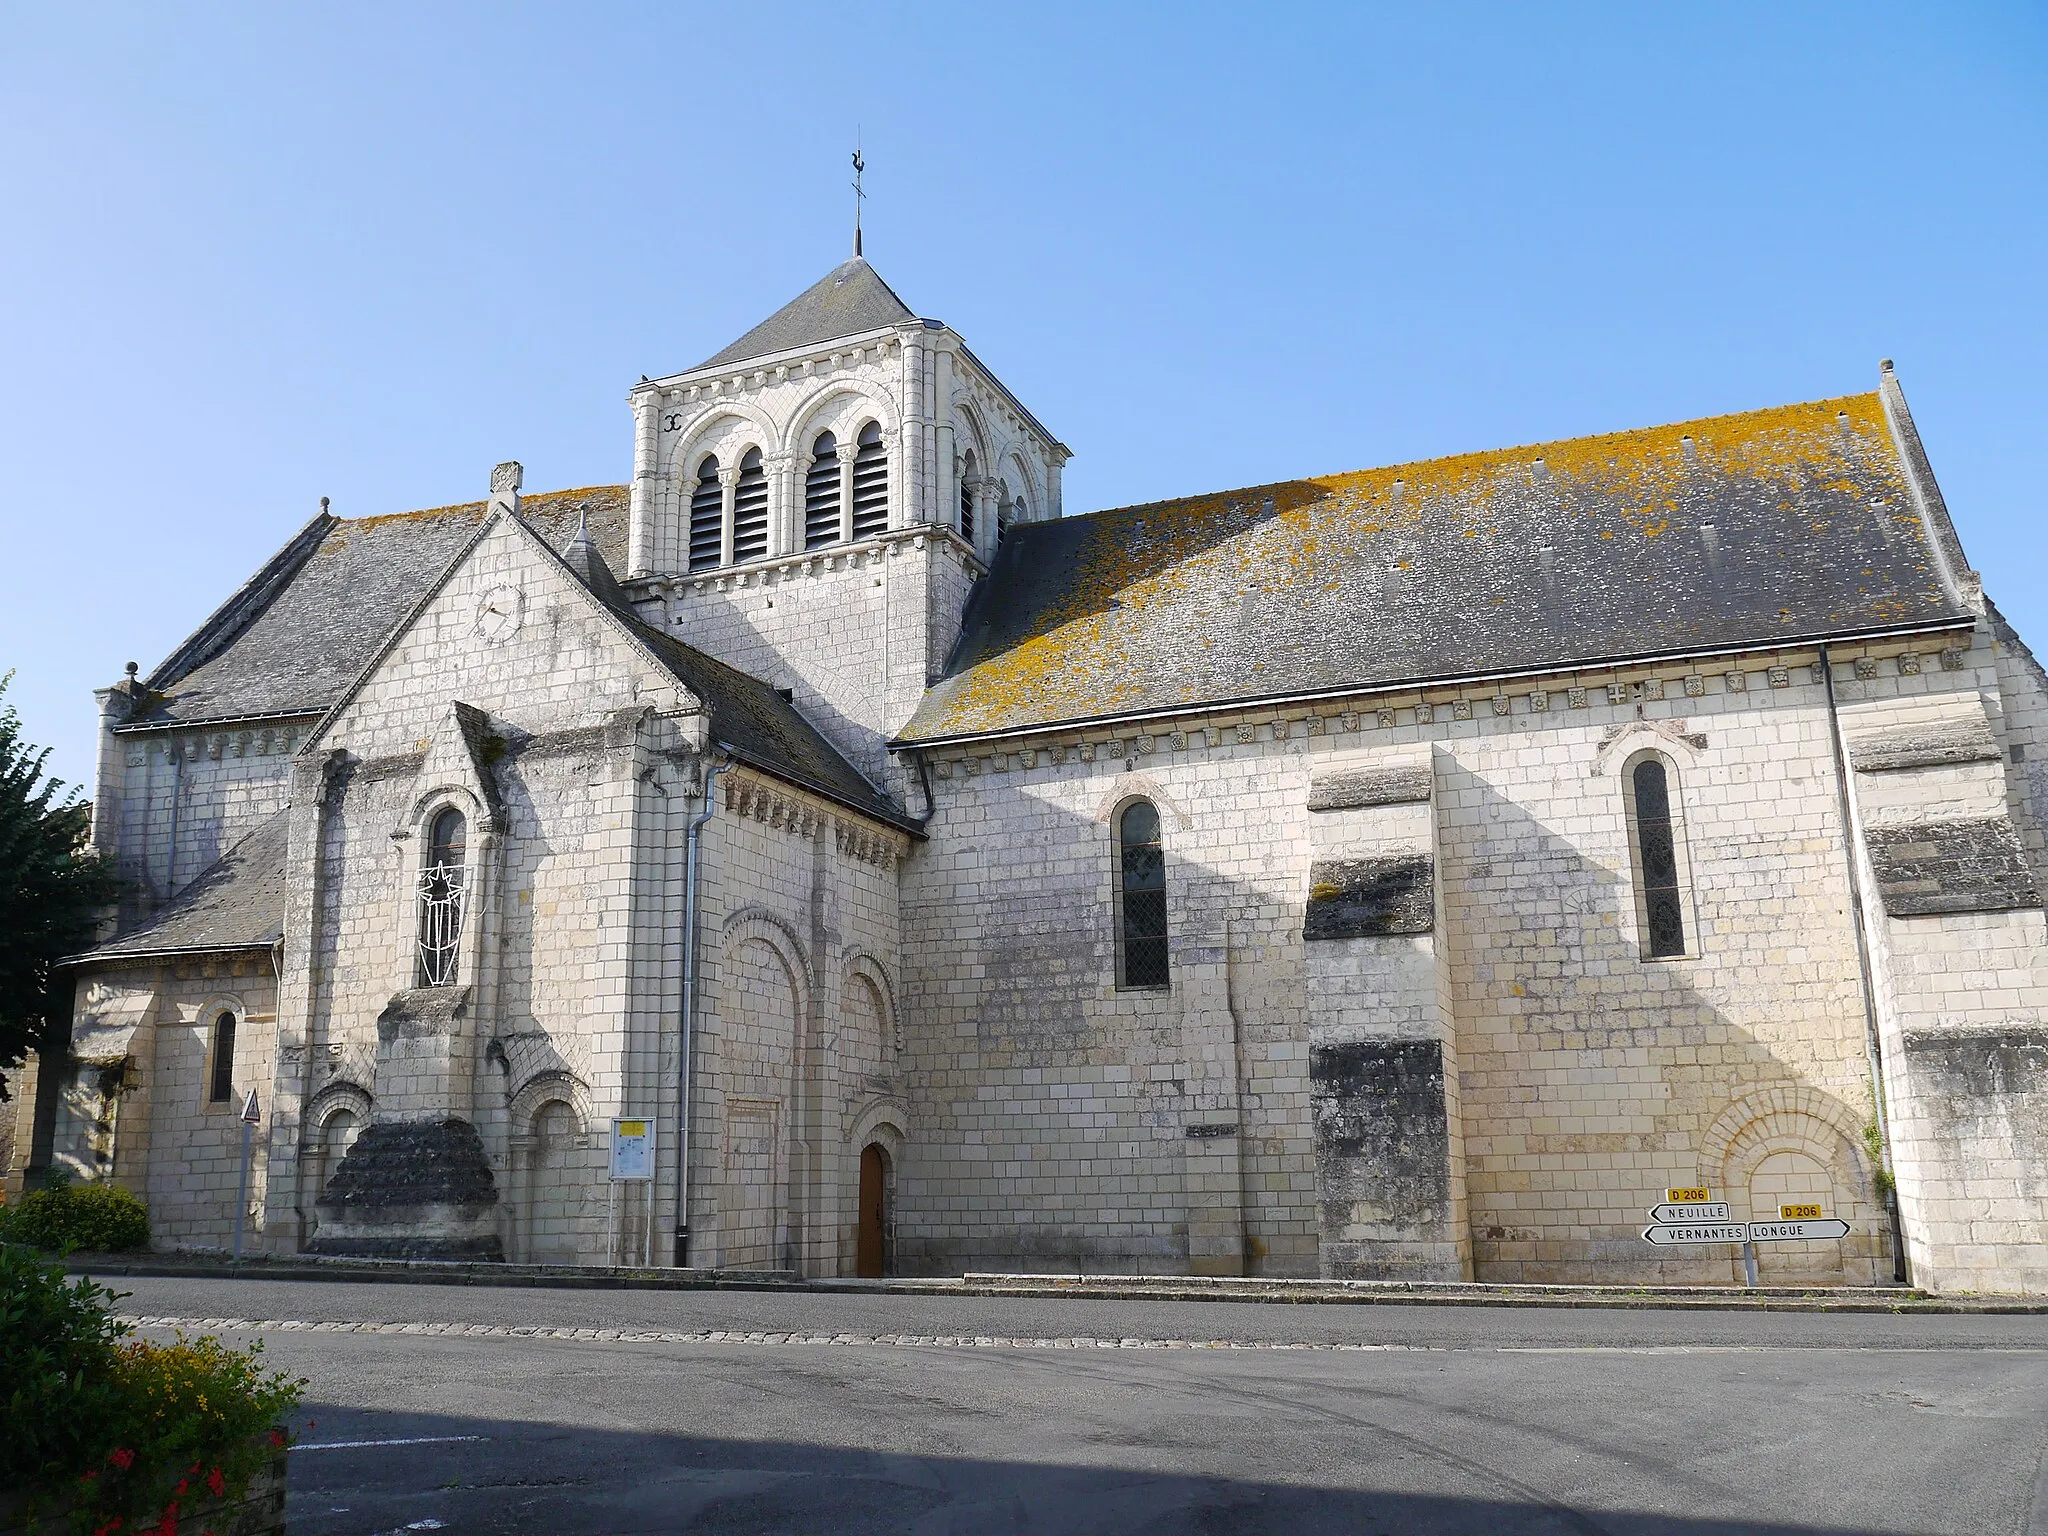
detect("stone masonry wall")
(899, 645), (1961, 1283)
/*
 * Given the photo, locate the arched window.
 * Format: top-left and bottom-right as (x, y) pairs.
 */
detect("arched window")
(207, 1011), (237, 1103)
(958, 450), (977, 543)
(804, 431), (842, 549)
(688, 455), (722, 571)
(996, 486), (1012, 549)
(851, 422), (889, 538)
(732, 448), (769, 562)
(418, 805), (467, 986)
(1115, 800), (1170, 988)
(1628, 756), (1688, 958)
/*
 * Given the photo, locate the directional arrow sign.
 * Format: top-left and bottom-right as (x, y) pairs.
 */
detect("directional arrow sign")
(1746, 1219), (1851, 1243)
(1649, 1201), (1731, 1223)
(1641, 1222), (1748, 1246)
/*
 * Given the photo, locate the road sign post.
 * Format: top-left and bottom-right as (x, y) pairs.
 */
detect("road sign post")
(1640, 1188), (1849, 1285)
(232, 1089), (261, 1261)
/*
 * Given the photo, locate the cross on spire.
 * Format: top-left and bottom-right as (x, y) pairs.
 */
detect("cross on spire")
(851, 140), (866, 257)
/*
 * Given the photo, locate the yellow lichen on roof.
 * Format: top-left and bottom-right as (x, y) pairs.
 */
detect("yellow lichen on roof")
(910, 392), (1910, 740)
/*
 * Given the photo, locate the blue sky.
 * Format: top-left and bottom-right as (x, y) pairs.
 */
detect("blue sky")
(2, 4), (2043, 790)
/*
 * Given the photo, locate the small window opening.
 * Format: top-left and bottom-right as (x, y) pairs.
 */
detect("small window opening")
(1631, 758), (1687, 958)
(732, 448), (769, 562)
(851, 422), (889, 538)
(688, 455), (722, 571)
(804, 431), (842, 549)
(958, 451), (977, 543)
(1116, 800), (1170, 988)
(418, 806), (468, 986)
(208, 1012), (237, 1103)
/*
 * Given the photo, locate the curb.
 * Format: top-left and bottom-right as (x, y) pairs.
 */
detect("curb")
(66, 1252), (2048, 1314)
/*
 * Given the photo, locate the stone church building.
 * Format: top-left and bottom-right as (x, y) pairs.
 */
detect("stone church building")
(10, 256), (2048, 1293)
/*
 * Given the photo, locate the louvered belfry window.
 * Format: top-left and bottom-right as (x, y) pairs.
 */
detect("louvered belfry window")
(417, 806), (467, 987)
(996, 494), (1012, 550)
(958, 452), (976, 543)
(688, 456), (723, 571)
(1116, 800), (1170, 988)
(851, 422), (889, 538)
(1631, 758), (1687, 958)
(805, 432), (842, 549)
(732, 449), (770, 561)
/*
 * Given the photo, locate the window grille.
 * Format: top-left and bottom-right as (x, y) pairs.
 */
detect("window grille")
(804, 432), (842, 549)
(208, 1012), (236, 1103)
(732, 448), (769, 562)
(958, 452), (976, 543)
(1630, 757), (1687, 958)
(688, 456), (722, 571)
(996, 494), (1011, 549)
(418, 807), (467, 987)
(851, 422), (889, 538)
(1116, 800), (1170, 988)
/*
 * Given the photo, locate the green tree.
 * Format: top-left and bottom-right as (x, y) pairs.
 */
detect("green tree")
(0, 672), (118, 1099)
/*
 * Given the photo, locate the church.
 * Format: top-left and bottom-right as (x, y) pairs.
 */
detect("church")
(10, 253), (2047, 1293)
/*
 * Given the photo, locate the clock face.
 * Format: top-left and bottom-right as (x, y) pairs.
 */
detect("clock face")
(475, 584), (524, 643)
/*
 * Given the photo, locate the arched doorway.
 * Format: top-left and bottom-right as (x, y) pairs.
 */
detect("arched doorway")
(857, 1143), (888, 1278)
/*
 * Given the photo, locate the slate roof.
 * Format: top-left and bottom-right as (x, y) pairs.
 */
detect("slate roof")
(692, 258), (916, 372)
(71, 812), (289, 963)
(899, 384), (1978, 744)
(137, 487), (631, 728)
(128, 483), (912, 834)
(621, 613), (917, 831)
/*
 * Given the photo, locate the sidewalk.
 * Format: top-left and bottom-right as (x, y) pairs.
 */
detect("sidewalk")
(68, 1251), (2048, 1313)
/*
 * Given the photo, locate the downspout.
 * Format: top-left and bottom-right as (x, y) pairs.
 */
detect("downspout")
(1818, 646), (1911, 1284)
(164, 741), (184, 902)
(673, 752), (731, 1266)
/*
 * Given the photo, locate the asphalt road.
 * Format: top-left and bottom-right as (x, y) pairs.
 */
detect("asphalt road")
(98, 1274), (2048, 1536)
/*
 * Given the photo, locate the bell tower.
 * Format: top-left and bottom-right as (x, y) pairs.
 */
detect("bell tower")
(620, 257), (1069, 792)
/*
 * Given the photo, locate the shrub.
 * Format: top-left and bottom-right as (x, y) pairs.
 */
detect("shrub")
(0, 1241), (132, 1496)
(0, 1245), (303, 1532)
(5, 1179), (150, 1254)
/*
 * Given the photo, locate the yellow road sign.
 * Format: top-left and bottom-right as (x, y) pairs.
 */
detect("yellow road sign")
(1779, 1203), (1824, 1220)
(1667, 1187), (1711, 1203)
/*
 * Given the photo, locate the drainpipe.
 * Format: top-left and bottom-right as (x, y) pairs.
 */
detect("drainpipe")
(1818, 646), (1911, 1284)
(673, 753), (731, 1267)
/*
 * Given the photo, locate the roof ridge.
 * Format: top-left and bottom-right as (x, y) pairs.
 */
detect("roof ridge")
(1038, 391), (1884, 533)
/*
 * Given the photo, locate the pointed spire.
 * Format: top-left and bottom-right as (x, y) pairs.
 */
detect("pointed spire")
(562, 503), (626, 608)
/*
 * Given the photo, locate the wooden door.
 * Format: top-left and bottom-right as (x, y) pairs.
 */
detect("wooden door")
(857, 1143), (887, 1278)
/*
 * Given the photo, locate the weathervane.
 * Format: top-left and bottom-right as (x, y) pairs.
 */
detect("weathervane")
(851, 138), (866, 257)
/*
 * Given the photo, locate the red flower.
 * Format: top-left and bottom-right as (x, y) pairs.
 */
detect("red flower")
(268, 1429), (286, 1448)
(108, 1447), (137, 1470)
(94, 1520), (122, 1535)
(205, 1468), (225, 1498)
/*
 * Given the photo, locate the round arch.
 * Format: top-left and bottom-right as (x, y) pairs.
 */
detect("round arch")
(1698, 1085), (1877, 1207)
(667, 401), (780, 481)
(786, 380), (902, 461)
(840, 950), (898, 1053)
(719, 906), (814, 1016)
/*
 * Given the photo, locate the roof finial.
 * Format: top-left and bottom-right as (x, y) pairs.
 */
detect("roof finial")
(851, 135), (866, 257)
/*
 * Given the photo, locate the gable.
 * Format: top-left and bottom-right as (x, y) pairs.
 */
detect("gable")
(311, 512), (692, 754)
(136, 487), (629, 730)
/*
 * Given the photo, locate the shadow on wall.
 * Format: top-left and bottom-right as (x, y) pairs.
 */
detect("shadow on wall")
(892, 721), (1893, 1284)
(1437, 754), (1890, 1285)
